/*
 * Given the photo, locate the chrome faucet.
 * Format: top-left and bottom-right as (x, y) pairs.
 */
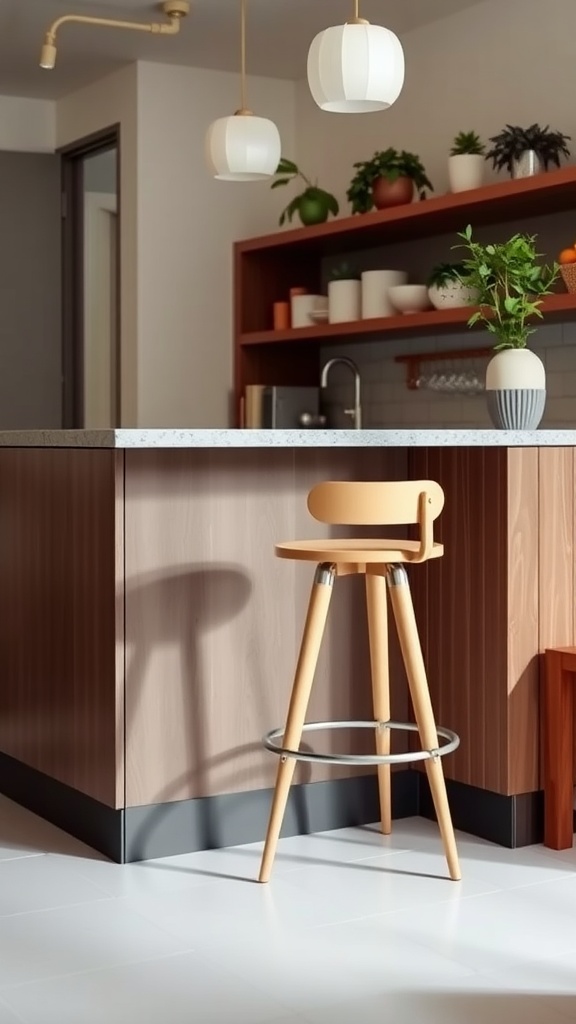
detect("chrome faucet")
(320, 357), (362, 429)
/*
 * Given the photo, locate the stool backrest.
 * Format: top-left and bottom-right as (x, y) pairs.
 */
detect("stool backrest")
(307, 480), (444, 526)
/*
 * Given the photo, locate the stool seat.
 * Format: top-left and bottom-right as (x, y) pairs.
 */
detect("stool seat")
(276, 539), (444, 564)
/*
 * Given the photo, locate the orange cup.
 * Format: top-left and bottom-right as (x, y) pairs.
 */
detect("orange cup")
(289, 286), (308, 299)
(273, 301), (290, 330)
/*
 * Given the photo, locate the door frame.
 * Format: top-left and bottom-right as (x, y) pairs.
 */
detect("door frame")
(60, 124), (121, 428)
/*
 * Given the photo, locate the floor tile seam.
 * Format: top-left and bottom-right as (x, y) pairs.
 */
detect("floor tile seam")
(0, 853), (47, 864)
(307, 884), (506, 932)
(0, 990), (28, 1024)
(0, 946), (203, 995)
(0, 895), (117, 921)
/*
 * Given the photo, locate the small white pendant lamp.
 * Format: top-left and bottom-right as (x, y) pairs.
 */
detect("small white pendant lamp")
(206, 0), (281, 180)
(307, 0), (405, 114)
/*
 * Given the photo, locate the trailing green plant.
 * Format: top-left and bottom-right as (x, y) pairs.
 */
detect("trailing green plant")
(454, 224), (559, 349)
(271, 157), (339, 226)
(346, 148), (433, 214)
(450, 131), (485, 156)
(486, 124), (571, 173)
(329, 261), (361, 281)
(427, 261), (471, 288)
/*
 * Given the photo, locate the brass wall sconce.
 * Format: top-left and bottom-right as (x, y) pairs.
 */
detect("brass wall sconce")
(40, 0), (190, 70)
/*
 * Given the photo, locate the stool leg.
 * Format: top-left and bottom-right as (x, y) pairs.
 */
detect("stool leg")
(259, 563), (335, 883)
(387, 565), (461, 881)
(366, 571), (392, 834)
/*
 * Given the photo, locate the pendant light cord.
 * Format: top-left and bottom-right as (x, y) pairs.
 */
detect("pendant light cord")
(240, 0), (247, 111)
(349, 0), (367, 25)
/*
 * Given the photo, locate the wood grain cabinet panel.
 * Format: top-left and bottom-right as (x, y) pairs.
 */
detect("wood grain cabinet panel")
(123, 448), (409, 808)
(0, 448), (123, 807)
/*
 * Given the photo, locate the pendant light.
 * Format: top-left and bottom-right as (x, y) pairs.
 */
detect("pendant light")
(307, 0), (405, 114)
(205, 0), (281, 181)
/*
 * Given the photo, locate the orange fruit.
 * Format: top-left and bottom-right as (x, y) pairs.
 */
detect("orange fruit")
(559, 248), (576, 264)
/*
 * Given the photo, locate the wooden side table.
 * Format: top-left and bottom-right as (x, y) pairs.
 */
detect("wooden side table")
(544, 647), (576, 849)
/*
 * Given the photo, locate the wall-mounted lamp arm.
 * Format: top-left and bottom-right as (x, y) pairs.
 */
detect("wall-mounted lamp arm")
(40, 1), (190, 69)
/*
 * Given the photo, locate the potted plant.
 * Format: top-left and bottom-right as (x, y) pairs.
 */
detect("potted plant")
(427, 262), (478, 309)
(448, 131), (485, 193)
(347, 148), (433, 214)
(486, 124), (571, 179)
(270, 157), (339, 227)
(328, 261), (361, 323)
(455, 225), (559, 428)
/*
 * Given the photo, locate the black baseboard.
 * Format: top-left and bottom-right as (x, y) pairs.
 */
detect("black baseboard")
(419, 774), (544, 848)
(0, 749), (549, 862)
(0, 749), (124, 862)
(124, 770), (419, 862)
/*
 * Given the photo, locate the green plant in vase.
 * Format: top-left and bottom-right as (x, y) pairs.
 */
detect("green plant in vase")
(486, 124), (571, 178)
(454, 224), (558, 429)
(271, 158), (339, 226)
(448, 131), (485, 193)
(347, 148), (433, 214)
(450, 131), (485, 156)
(426, 261), (478, 310)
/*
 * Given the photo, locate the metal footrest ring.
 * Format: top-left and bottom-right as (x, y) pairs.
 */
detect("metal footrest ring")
(263, 719), (459, 766)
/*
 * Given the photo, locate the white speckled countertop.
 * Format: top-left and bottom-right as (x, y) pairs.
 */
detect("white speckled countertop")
(0, 428), (576, 447)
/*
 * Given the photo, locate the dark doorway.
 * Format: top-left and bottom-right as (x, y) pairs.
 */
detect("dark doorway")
(61, 124), (120, 428)
(0, 151), (61, 428)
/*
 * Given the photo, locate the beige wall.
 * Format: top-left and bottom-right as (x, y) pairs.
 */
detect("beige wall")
(0, 96), (55, 153)
(135, 62), (296, 427)
(56, 61), (295, 428)
(295, 0), (576, 208)
(57, 64), (139, 424)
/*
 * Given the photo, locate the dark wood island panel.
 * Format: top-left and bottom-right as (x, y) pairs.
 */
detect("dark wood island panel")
(0, 447), (124, 808)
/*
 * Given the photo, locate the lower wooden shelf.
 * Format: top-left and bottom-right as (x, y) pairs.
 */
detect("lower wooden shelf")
(239, 291), (576, 348)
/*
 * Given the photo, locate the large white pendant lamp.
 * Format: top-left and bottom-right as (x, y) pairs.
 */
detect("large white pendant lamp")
(206, 0), (281, 180)
(307, 0), (405, 114)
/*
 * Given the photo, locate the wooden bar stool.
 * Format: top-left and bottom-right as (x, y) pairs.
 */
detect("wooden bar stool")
(543, 647), (576, 850)
(259, 480), (461, 883)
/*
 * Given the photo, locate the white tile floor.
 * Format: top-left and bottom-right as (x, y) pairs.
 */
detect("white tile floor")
(1, 796), (576, 1022)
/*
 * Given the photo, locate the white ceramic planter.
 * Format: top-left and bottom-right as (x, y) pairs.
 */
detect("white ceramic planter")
(485, 347), (546, 429)
(428, 280), (479, 310)
(328, 279), (361, 323)
(361, 270), (407, 318)
(448, 154), (485, 193)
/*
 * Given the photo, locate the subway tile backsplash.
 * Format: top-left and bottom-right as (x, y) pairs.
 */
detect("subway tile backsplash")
(321, 323), (576, 429)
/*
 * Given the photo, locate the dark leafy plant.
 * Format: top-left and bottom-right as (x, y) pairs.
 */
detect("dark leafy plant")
(346, 148), (433, 215)
(486, 124), (571, 173)
(330, 261), (360, 281)
(454, 224), (559, 349)
(450, 131), (485, 156)
(427, 261), (471, 288)
(271, 157), (339, 226)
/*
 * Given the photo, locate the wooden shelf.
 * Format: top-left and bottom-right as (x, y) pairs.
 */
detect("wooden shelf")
(235, 166), (576, 259)
(240, 291), (576, 348)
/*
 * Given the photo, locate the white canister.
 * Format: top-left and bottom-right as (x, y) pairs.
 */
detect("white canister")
(361, 270), (408, 318)
(291, 294), (327, 328)
(328, 279), (361, 323)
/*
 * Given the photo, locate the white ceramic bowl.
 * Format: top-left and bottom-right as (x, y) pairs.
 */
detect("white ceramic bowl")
(428, 280), (479, 310)
(388, 284), (430, 314)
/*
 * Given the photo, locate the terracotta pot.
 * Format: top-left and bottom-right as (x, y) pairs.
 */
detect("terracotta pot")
(372, 175), (414, 209)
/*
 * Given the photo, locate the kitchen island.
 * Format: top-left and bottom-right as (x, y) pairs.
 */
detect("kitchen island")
(1, 429), (574, 861)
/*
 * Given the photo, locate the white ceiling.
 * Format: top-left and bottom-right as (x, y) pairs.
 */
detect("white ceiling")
(0, 0), (486, 99)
